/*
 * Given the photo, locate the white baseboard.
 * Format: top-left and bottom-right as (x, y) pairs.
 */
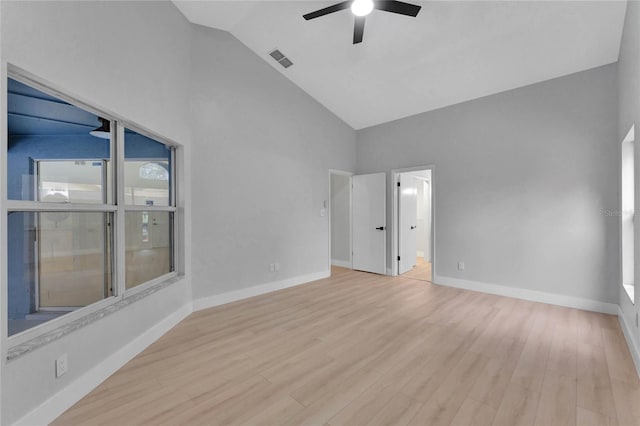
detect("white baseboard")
(618, 306), (640, 379)
(193, 270), (330, 312)
(433, 275), (618, 315)
(417, 251), (425, 258)
(331, 259), (352, 269)
(15, 303), (193, 426)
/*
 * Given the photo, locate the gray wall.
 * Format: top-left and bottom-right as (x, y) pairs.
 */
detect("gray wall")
(331, 173), (351, 264)
(357, 64), (619, 304)
(618, 0), (640, 366)
(1, 1), (193, 423)
(189, 25), (356, 300)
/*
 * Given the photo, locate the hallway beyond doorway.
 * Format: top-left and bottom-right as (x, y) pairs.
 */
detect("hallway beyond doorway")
(400, 256), (432, 282)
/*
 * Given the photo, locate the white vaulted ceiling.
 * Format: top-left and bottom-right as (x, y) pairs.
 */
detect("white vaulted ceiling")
(174, 1), (627, 129)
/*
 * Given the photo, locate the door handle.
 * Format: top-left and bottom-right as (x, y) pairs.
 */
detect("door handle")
(375, 226), (385, 231)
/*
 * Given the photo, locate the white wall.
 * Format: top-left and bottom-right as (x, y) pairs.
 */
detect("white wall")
(618, 0), (640, 375)
(357, 64), (619, 305)
(331, 173), (351, 265)
(189, 25), (356, 301)
(1, 1), (193, 423)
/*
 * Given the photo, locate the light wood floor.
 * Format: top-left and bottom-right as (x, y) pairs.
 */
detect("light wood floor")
(54, 267), (640, 426)
(401, 257), (433, 282)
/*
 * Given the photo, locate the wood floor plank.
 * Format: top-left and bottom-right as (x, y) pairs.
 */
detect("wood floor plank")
(327, 325), (444, 425)
(469, 342), (524, 410)
(511, 306), (555, 393)
(602, 327), (640, 386)
(576, 407), (618, 426)
(491, 382), (540, 426)
(52, 267), (639, 426)
(407, 351), (489, 425)
(533, 373), (577, 426)
(450, 397), (497, 426)
(367, 392), (423, 426)
(577, 342), (618, 419)
(610, 377), (640, 426)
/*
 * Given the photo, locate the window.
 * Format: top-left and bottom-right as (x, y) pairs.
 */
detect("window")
(622, 125), (635, 304)
(123, 129), (175, 289)
(6, 75), (179, 339)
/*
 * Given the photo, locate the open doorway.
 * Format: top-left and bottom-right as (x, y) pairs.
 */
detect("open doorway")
(393, 167), (434, 282)
(329, 170), (353, 271)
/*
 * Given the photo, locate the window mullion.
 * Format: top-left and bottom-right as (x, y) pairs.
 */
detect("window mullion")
(5, 201), (117, 212)
(115, 122), (126, 299)
(123, 205), (176, 213)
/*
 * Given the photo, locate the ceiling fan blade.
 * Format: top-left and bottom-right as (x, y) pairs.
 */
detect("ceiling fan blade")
(374, 0), (422, 17)
(303, 1), (351, 20)
(353, 16), (365, 44)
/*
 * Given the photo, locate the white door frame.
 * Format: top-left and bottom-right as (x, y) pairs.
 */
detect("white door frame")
(328, 169), (353, 272)
(391, 165), (436, 277)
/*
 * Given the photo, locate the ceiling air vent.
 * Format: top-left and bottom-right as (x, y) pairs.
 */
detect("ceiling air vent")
(269, 49), (293, 69)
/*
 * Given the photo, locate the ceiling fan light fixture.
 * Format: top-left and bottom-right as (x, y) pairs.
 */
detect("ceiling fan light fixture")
(89, 117), (111, 139)
(351, 0), (374, 17)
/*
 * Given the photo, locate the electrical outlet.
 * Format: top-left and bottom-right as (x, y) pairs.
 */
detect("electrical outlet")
(458, 261), (465, 271)
(56, 354), (68, 378)
(269, 263), (274, 272)
(275, 263), (280, 272)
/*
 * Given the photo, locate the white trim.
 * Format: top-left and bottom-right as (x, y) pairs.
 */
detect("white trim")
(433, 274), (619, 315)
(618, 306), (640, 379)
(8, 296), (120, 347)
(622, 284), (635, 305)
(123, 271), (179, 298)
(6, 201), (117, 212)
(115, 123), (126, 298)
(331, 259), (352, 269)
(417, 250), (425, 258)
(13, 303), (192, 426)
(124, 205), (177, 212)
(193, 271), (330, 312)
(1, 54), (7, 426)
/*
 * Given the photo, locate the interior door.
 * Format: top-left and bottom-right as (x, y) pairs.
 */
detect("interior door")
(399, 173), (418, 274)
(352, 173), (386, 274)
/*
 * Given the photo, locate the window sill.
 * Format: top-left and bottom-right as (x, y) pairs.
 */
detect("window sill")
(623, 283), (635, 305)
(7, 275), (183, 361)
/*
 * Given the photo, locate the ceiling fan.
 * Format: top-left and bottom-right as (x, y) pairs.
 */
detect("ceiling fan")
(303, 0), (422, 44)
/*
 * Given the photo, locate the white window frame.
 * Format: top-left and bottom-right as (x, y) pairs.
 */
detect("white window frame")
(620, 126), (637, 304)
(4, 66), (182, 349)
(622, 125), (636, 305)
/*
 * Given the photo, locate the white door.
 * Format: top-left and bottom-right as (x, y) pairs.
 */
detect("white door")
(399, 174), (418, 274)
(352, 173), (386, 274)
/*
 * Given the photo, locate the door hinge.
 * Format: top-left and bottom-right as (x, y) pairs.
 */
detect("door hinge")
(397, 256), (401, 261)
